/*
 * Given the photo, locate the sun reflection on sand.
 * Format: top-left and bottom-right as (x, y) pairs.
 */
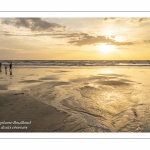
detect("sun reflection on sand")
(99, 68), (115, 74)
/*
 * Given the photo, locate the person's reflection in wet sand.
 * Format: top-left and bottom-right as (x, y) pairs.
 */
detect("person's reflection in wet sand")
(5, 69), (7, 75)
(10, 70), (12, 76)
(0, 62), (1, 72)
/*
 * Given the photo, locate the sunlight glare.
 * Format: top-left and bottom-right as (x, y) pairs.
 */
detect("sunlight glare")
(98, 44), (116, 54)
(101, 69), (114, 74)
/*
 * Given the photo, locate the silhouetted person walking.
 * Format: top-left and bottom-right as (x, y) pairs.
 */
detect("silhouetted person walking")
(10, 63), (12, 71)
(5, 65), (7, 75)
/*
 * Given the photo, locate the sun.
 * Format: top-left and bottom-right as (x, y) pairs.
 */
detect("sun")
(98, 44), (116, 54)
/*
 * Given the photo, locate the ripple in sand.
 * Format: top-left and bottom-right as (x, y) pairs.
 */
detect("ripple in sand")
(99, 80), (130, 86)
(0, 85), (8, 90)
(19, 80), (43, 83)
(39, 77), (58, 80)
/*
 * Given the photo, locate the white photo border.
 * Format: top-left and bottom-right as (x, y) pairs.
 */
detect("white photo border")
(0, 11), (150, 139)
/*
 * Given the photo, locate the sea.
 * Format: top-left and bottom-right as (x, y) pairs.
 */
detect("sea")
(0, 60), (150, 67)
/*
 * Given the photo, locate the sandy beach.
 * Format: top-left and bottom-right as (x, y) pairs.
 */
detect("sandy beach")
(0, 66), (150, 132)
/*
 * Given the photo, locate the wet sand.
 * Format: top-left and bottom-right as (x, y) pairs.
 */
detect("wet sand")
(0, 66), (150, 132)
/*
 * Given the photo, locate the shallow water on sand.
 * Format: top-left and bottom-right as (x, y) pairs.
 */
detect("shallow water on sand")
(1, 66), (150, 132)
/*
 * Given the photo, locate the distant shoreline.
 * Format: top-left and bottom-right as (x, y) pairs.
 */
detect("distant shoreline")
(0, 60), (150, 67)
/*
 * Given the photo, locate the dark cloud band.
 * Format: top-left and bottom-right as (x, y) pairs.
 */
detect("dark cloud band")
(15, 18), (67, 32)
(2, 18), (67, 32)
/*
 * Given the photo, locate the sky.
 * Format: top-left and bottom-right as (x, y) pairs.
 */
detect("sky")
(0, 18), (150, 60)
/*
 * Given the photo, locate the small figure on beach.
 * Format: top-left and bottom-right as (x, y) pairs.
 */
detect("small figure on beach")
(5, 65), (7, 75)
(9, 63), (12, 71)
